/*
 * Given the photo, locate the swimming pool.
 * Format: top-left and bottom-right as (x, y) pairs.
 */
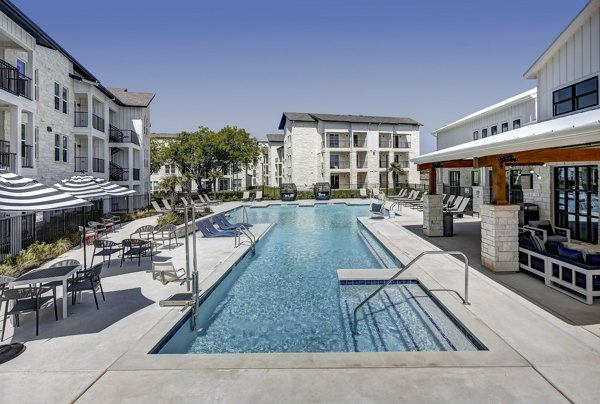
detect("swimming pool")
(156, 204), (482, 354)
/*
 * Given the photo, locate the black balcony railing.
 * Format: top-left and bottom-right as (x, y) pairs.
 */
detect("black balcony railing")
(92, 114), (105, 132)
(109, 125), (140, 145)
(330, 161), (350, 169)
(0, 140), (16, 173)
(74, 111), (88, 127)
(109, 161), (128, 181)
(0, 59), (32, 99)
(133, 168), (140, 181)
(21, 145), (33, 168)
(92, 157), (105, 173)
(74, 156), (88, 172)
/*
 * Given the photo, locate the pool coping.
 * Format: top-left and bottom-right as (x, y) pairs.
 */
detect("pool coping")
(108, 205), (531, 371)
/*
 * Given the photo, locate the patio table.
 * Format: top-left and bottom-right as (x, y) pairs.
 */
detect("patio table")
(9, 265), (81, 319)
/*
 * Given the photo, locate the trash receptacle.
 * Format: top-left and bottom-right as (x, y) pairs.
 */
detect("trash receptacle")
(443, 211), (453, 236)
(519, 203), (539, 226)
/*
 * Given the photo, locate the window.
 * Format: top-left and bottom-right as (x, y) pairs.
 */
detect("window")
(54, 83), (60, 110)
(34, 127), (39, 160)
(62, 136), (68, 162)
(472, 171), (480, 186)
(34, 69), (38, 101)
(553, 76), (598, 116)
(481, 128), (488, 138)
(501, 122), (508, 133)
(554, 165), (598, 243)
(328, 133), (339, 148)
(473, 130), (479, 140)
(330, 154), (340, 169)
(62, 87), (68, 113)
(54, 134), (60, 161)
(513, 119), (520, 129)
(491, 125), (497, 136)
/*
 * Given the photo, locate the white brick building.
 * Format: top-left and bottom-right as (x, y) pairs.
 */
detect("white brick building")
(277, 112), (421, 190)
(0, 1), (154, 204)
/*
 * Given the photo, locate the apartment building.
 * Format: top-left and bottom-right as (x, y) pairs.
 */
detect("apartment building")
(277, 112), (421, 190)
(0, 0), (153, 199)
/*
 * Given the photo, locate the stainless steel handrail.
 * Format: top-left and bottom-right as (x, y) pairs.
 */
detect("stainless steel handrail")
(352, 250), (470, 334)
(241, 206), (249, 224)
(234, 225), (256, 253)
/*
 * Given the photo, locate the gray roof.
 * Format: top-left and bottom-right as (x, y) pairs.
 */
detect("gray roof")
(278, 112), (421, 129)
(108, 88), (156, 107)
(266, 133), (284, 142)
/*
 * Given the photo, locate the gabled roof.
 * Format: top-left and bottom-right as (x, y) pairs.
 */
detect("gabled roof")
(433, 89), (537, 135)
(266, 133), (284, 142)
(524, 0), (598, 79)
(413, 108), (600, 164)
(278, 112), (422, 129)
(108, 88), (155, 108)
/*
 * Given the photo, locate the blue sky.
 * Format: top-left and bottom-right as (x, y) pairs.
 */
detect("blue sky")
(13, 0), (589, 153)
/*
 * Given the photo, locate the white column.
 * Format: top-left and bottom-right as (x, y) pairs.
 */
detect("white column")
(87, 137), (93, 174)
(480, 204), (520, 272)
(9, 106), (22, 174)
(423, 194), (443, 237)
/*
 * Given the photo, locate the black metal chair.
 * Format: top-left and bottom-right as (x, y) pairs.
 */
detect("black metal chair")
(67, 263), (105, 310)
(121, 238), (153, 267)
(1, 286), (58, 340)
(91, 240), (120, 268)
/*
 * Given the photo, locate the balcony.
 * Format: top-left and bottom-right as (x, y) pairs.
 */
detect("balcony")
(74, 112), (88, 127)
(394, 160), (410, 168)
(109, 161), (128, 181)
(324, 140), (351, 148)
(92, 114), (105, 132)
(379, 140), (392, 148)
(133, 168), (140, 181)
(330, 161), (350, 169)
(395, 141), (411, 149)
(356, 160), (368, 169)
(379, 160), (389, 169)
(353, 141), (367, 148)
(21, 145), (33, 168)
(92, 157), (105, 173)
(0, 140), (16, 173)
(109, 125), (140, 145)
(0, 59), (31, 100)
(74, 156), (88, 172)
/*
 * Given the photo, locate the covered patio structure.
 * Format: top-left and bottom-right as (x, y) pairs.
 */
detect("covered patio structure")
(413, 108), (600, 273)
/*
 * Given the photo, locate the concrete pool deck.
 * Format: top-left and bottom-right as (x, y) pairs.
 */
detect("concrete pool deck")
(0, 199), (598, 403)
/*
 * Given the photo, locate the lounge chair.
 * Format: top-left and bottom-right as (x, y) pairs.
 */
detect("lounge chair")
(150, 262), (185, 285)
(198, 194), (218, 206)
(242, 191), (251, 202)
(393, 190), (416, 202)
(444, 195), (458, 209)
(445, 197), (471, 216)
(182, 197), (204, 209)
(214, 214), (252, 230)
(151, 200), (165, 214)
(196, 220), (235, 238)
(369, 200), (386, 218)
(391, 189), (407, 198)
(400, 191), (421, 206)
(359, 188), (367, 198)
(255, 191), (263, 201)
(445, 195), (463, 210)
(161, 199), (173, 211)
(203, 193), (222, 204)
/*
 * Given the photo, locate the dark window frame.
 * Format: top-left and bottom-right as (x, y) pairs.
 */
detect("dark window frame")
(481, 128), (488, 138)
(473, 130), (478, 140)
(501, 122), (508, 132)
(513, 119), (521, 129)
(491, 125), (498, 136)
(472, 170), (480, 186)
(553, 76), (598, 116)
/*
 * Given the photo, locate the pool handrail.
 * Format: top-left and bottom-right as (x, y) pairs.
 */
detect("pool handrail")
(352, 250), (470, 335)
(234, 225), (256, 254)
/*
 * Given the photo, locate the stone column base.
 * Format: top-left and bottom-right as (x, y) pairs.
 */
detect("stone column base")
(480, 204), (520, 273)
(423, 194), (443, 237)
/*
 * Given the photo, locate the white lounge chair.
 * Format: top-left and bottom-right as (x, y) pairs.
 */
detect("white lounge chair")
(162, 199), (172, 211)
(151, 200), (164, 213)
(202, 193), (222, 205)
(359, 188), (367, 198)
(255, 191), (263, 201)
(445, 197), (471, 216)
(242, 191), (250, 201)
(149, 262), (185, 285)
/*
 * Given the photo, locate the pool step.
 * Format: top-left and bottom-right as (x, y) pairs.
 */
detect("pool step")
(339, 283), (474, 352)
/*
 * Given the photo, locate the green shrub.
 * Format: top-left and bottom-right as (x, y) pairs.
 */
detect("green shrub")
(157, 211), (182, 227)
(0, 236), (76, 277)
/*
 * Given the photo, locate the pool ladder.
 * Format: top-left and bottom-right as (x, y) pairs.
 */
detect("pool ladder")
(352, 250), (470, 335)
(235, 225), (256, 255)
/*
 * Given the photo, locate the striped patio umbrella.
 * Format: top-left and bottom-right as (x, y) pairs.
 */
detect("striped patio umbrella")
(54, 175), (108, 200)
(96, 180), (136, 196)
(0, 171), (91, 211)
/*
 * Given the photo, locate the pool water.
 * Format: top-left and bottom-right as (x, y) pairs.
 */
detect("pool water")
(157, 204), (481, 354)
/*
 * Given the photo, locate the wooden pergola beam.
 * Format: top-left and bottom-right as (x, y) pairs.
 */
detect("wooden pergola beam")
(474, 147), (600, 168)
(417, 160), (473, 171)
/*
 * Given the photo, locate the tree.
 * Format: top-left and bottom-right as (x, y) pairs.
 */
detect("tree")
(150, 138), (168, 174)
(207, 169), (223, 197)
(389, 162), (407, 188)
(158, 175), (179, 211)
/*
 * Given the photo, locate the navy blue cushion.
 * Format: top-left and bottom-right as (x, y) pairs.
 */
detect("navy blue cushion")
(371, 203), (382, 212)
(558, 244), (584, 263)
(585, 253), (600, 266)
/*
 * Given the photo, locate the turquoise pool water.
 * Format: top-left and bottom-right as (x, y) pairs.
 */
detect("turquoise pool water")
(157, 204), (481, 354)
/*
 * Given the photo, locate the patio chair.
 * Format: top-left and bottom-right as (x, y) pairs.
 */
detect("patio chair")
(255, 191), (263, 201)
(79, 226), (96, 247)
(2, 286), (58, 340)
(103, 212), (122, 229)
(444, 195), (458, 209)
(391, 189), (407, 198)
(214, 214), (252, 230)
(41, 259), (83, 292)
(99, 218), (115, 233)
(151, 200), (165, 213)
(88, 221), (107, 239)
(67, 263), (105, 310)
(192, 196), (209, 208)
(393, 190), (416, 202)
(196, 220), (235, 238)
(120, 238), (154, 267)
(131, 225), (155, 240)
(91, 240), (121, 268)
(445, 197), (471, 216)
(153, 224), (178, 250)
(203, 193), (222, 204)
(150, 262), (186, 285)
(401, 191), (421, 206)
(242, 191), (251, 201)
(359, 188), (367, 198)
(369, 200), (386, 219)
(524, 220), (571, 244)
(161, 199), (173, 211)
